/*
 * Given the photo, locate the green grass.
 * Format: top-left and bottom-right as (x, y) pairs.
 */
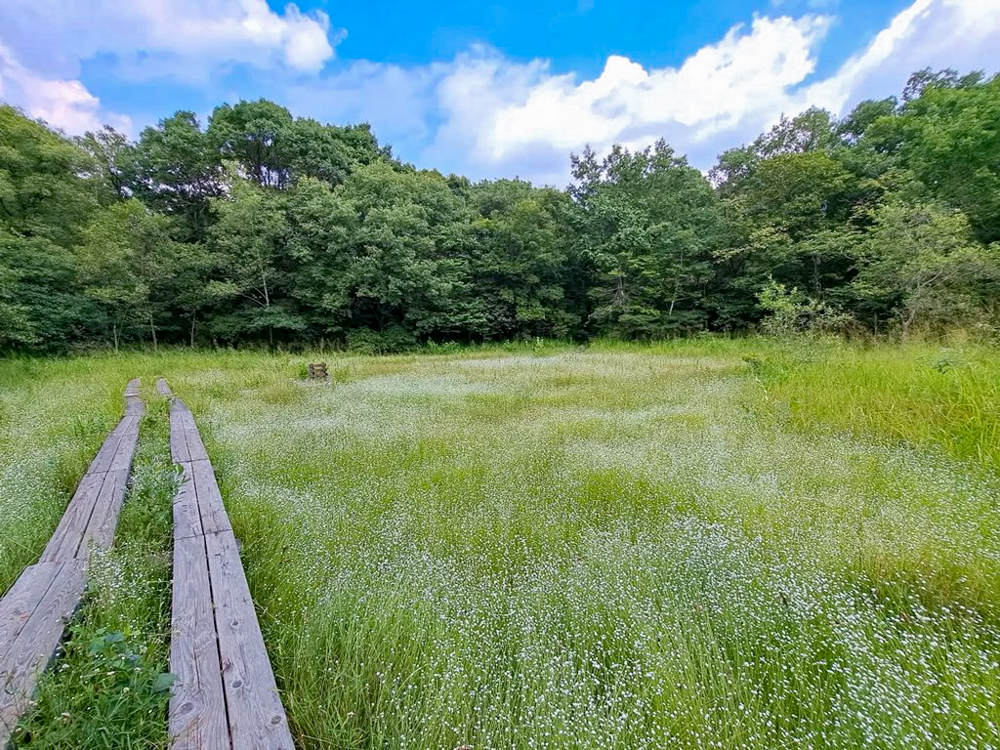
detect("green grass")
(0, 357), (133, 592)
(1, 340), (999, 749)
(745, 338), (1000, 472)
(12, 391), (177, 749)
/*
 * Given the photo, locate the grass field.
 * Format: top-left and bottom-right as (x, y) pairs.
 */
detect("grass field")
(2, 339), (999, 749)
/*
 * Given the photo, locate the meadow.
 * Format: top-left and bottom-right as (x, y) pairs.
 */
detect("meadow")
(2, 339), (999, 749)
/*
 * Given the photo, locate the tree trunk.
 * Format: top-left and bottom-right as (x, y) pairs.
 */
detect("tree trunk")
(190, 315), (197, 348)
(262, 266), (273, 348)
(149, 311), (158, 353)
(668, 278), (680, 317)
(112, 320), (119, 353)
(901, 307), (917, 342)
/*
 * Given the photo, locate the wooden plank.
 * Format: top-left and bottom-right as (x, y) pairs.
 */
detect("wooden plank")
(184, 426), (210, 463)
(162, 377), (293, 748)
(205, 530), (294, 750)
(173, 463), (204, 541)
(168, 535), (229, 750)
(125, 378), (141, 398)
(79, 469), (130, 555)
(157, 378), (173, 397)
(0, 564), (59, 665)
(38, 473), (105, 563)
(191, 460), (231, 536)
(86, 420), (129, 476)
(41, 417), (140, 564)
(0, 560), (85, 747)
(172, 407), (209, 463)
(108, 417), (141, 474)
(170, 411), (192, 464)
(0, 379), (143, 745)
(125, 378), (144, 416)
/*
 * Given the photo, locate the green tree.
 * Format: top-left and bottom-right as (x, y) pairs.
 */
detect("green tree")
(283, 176), (356, 337)
(893, 72), (1000, 243)
(285, 118), (392, 187)
(0, 106), (99, 348)
(571, 140), (721, 337)
(331, 162), (482, 340)
(468, 179), (576, 339)
(208, 176), (302, 344)
(852, 201), (1000, 337)
(75, 199), (173, 350)
(208, 99), (295, 189)
(133, 112), (222, 242)
(77, 126), (137, 202)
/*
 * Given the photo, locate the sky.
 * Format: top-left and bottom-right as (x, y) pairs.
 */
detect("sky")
(1, 0), (998, 185)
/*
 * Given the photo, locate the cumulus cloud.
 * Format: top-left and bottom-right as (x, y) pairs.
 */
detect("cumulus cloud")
(2, 0), (340, 80)
(1, 0), (997, 178)
(803, 0), (1000, 112)
(0, 44), (131, 134)
(420, 0), (1000, 183)
(0, 0), (340, 134)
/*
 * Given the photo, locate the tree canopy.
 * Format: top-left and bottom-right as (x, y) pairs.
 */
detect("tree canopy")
(2, 67), (999, 351)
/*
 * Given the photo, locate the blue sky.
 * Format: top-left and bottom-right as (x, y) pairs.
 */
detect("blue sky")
(1, 0), (998, 184)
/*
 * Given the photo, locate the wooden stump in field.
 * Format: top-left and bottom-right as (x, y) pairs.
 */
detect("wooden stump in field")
(307, 362), (328, 380)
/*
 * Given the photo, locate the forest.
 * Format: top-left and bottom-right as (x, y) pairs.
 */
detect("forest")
(1, 67), (999, 352)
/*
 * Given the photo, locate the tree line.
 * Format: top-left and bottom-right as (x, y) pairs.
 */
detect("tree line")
(2, 68), (999, 352)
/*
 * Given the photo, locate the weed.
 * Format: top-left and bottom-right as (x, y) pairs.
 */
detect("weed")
(13, 394), (177, 750)
(2, 343), (1000, 749)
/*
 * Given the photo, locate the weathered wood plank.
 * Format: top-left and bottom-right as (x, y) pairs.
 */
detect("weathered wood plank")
(108, 417), (141, 474)
(38, 473), (105, 563)
(183, 426), (210, 463)
(170, 410), (192, 464)
(125, 377), (141, 398)
(205, 530), (294, 750)
(162, 378), (292, 749)
(0, 560), (85, 747)
(168, 535), (229, 750)
(0, 379), (143, 746)
(124, 378), (144, 416)
(173, 463), (204, 541)
(0, 564), (59, 665)
(169, 405), (209, 464)
(191, 460), (232, 536)
(86, 419), (129, 477)
(79, 469), (130, 555)
(40, 414), (140, 564)
(157, 378), (173, 397)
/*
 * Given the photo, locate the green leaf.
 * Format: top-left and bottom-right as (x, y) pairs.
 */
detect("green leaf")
(152, 672), (179, 693)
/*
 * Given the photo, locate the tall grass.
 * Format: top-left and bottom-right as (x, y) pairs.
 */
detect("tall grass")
(744, 338), (1000, 472)
(13, 392), (177, 749)
(2, 341), (999, 749)
(0, 357), (136, 592)
(189, 343), (1000, 749)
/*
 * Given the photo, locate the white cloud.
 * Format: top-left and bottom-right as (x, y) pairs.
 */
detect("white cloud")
(419, 0), (1000, 184)
(1, 0), (997, 179)
(802, 0), (1000, 112)
(0, 44), (131, 135)
(488, 15), (830, 159)
(1, 0), (339, 82)
(0, 0), (340, 134)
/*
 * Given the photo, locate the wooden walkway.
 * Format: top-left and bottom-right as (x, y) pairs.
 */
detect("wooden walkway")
(157, 380), (293, 750)
(0, 379), (144, 746)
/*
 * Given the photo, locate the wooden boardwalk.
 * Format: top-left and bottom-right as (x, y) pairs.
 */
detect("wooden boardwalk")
(0, 379), (144, 746)
(157, 380), (293, 750)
